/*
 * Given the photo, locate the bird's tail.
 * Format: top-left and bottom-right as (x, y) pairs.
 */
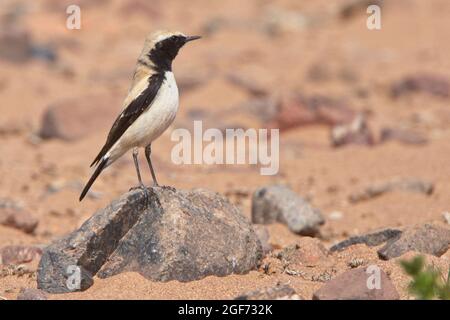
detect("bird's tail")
(79, 157), (108, 201)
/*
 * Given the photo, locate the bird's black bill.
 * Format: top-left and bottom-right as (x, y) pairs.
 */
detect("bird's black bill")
(185, 35), (202, 42)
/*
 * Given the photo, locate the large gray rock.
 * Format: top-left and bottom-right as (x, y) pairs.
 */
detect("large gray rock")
(37, 187), (262, 293)
(251, 185), (324, 235)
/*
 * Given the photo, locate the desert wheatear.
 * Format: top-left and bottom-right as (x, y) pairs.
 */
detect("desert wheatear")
(79, 31), (201, 201)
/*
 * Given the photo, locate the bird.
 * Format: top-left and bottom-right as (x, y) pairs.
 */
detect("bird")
(79, 30), (201, 201)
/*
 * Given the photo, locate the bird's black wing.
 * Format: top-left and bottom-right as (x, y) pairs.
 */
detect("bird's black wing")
(90, 73), (165, 167)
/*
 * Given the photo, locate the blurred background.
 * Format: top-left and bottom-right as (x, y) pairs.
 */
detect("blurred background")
(1, 0), (450, 298)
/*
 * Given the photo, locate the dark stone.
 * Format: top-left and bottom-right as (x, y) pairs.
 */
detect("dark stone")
(339, 0), (383, 20)
(391, 73), (450, 98)
(329, 228), (402, 253)
(378, 223), (450, 260)
(0, 26), (32, 63)
(37, 187), (262, 293)
(0, 21), (56, 64)
(313, 266), (400, 300)
(30, 45), (57, 63)
(252, 185), (324, 236)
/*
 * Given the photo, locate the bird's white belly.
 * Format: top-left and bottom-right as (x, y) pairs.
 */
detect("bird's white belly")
(108, 72), (179, 160)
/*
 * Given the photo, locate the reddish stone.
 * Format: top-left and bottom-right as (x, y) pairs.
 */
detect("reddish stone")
(313, 267), (400, 300)
(39, 94), (121, 141)
(0, 200), (38, 234)
(267, 94), (355, 131)
(0, 245), (42, 265)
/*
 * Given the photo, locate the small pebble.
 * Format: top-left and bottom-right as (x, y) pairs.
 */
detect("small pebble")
(443, 211), (450, 225)
(329, 211), (343, 221)
(348, 258), (364, 268)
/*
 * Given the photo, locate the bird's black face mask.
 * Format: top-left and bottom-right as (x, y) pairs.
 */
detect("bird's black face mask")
(149, 35), (201, 72)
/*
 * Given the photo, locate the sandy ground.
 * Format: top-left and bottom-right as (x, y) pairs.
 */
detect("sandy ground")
(1, 0), (450, 299)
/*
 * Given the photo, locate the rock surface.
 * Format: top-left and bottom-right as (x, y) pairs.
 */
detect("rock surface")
(313, 266), (400, 300)
(378, 223), (450, 260)
(37, 187), (262, 293)
(252, 185), (324, 235)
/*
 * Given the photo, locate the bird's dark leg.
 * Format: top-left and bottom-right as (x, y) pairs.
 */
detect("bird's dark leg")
(132, 147), (145, 188)
(131, 147), (150, 204)
(145, 144), (159, 186)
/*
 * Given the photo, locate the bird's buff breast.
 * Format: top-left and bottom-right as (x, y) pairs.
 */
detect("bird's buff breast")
(122, 71), (179, 148)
